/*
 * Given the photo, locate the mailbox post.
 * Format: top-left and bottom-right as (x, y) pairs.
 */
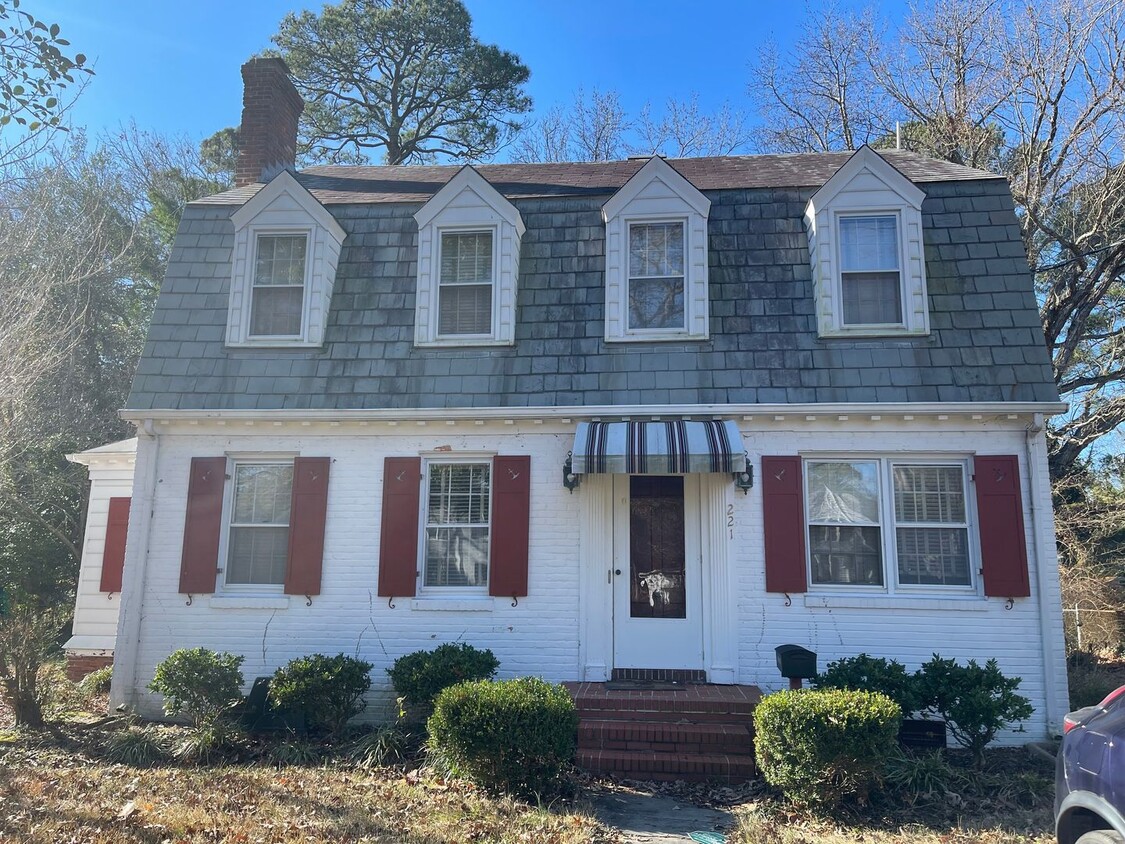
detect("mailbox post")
(775, 644), (817, 690)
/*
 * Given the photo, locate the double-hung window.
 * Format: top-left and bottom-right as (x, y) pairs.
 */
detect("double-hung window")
(627, 221), (686, 332)
(225, 461), (293, 587)
(250, 234), (308, 338)
(422, 462), (491, 590)
(438, 230), (495, 337)
(838, 215), (903, 327)
(806, 458), (974, 592)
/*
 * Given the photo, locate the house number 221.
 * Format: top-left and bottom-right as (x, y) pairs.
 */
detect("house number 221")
(727, 503), (735, 539)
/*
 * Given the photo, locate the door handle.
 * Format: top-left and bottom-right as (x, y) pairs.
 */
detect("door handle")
(614, 569), (622, 576)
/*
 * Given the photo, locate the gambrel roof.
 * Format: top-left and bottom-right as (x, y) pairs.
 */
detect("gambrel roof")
(128, 152), (1056, 412)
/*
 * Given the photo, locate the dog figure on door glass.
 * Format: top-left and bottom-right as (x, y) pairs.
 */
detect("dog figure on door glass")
(637, 570), (684, 607)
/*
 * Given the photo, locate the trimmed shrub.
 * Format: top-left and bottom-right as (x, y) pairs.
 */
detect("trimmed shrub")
(269, 653), (373, 735)
(916, 655), (1032, 766)
(427, 677), (577, 797)
(388, 643), (499, 718)
(149, 648), (244, 725)
(813, 653), (922, 715)
(753, 688), (901, 807)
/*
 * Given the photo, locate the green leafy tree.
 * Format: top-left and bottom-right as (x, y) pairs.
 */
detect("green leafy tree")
(270, 0), (531, 164)
(0, 0), (90, 133)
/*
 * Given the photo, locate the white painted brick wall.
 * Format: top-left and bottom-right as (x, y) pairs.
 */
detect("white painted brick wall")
(116, 415), (1068, 744)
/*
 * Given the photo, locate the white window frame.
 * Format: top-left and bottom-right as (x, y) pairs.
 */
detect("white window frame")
(245, 228), (313, 341)
(834, 211), (907, 330)
(433, 225), (499, 342)
(417, 456), (494, 595)
(803, 455), (979, 597)
(217, 456), (295, 594)
(624, 217), (689, 336)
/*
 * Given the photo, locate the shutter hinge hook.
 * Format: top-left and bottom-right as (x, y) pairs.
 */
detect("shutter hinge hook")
(783, 592), (792, 607)
(387, 596), (396, 609)
(1005, 598), (1014, 611)
(511, 595), (518, 608)
(305, 595), (313, 607)
(185, 594), (193, 606)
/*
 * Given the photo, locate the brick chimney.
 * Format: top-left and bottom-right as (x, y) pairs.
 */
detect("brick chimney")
(234, 58), (304, 188)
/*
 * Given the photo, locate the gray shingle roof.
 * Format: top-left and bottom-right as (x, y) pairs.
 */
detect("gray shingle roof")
(127, 174), (1059, 412)
(192, 151), (1002, 206)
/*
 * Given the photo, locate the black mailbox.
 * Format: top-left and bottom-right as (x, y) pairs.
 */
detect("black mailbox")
(775, 644), (817, 680)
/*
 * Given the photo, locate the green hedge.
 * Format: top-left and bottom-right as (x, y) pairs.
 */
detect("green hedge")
(387, 643), (499, 717)
(812, 653), (922, 715)
(269, 653), (373, 735)
(754, 688), (901, 807)
(427, 677), (577, 797)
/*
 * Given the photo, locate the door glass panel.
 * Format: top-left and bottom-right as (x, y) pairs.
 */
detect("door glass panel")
(629, 476), (686, 618)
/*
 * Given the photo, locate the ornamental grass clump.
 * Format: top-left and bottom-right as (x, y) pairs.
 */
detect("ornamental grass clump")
(753, 688), (901, 808)
(427, 676), (577, 798)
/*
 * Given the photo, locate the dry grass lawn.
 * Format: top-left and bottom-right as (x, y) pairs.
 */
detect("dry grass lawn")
(0, 728), (608, 844)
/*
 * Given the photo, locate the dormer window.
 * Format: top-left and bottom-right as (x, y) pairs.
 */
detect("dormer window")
(805, 146), (929, 338)
(628, 221), (686, 331)
(414, 167), (523, 347)
(226, 170), (346, 348)
(838, 215), (903, 327)
(250, 234), (309, 337)
(438, 229), (495, 336)
(603, 157), (710, 343)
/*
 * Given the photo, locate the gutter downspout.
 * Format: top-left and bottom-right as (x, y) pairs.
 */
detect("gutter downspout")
(1025, 412), (1067, 735)
(109, 417), (160, 711)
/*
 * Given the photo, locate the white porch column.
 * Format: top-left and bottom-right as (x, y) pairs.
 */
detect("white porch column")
(578, 474), (613, 681)
(703, 476), (738, 684)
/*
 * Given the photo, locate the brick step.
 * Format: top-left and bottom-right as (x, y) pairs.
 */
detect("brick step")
(573, 706), (755, 725)
(572, 695), (757, 719)
(576, 748), (756, 783)
(578, 719), (752, 754)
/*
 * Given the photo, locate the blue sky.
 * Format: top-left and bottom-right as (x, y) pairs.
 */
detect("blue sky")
(49, 0), (898, 156)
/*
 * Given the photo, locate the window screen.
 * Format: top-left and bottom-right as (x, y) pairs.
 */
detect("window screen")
(250, 235), (306, 336)
(438, 231), (494, 335)
(628, 222), (685, 330)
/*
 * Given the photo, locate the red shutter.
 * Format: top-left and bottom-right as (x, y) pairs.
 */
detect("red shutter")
(178, 457), (227, 594)
(284, 457), (331, 596)
(974, 455), (1031, 598)
(378, 457), (421, 598)
(99, 497), (131, 593)
(762, 456), (808, 593)
(489, 455), (531, 598)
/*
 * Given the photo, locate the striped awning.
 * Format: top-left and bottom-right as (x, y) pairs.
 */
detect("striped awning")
(571, 420), (746, 475)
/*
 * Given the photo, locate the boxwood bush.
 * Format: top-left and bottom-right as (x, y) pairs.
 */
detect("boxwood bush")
(149, 647), (244, 725)
(754, 688), (901, 807)
(388, 643), (499, 718)
(269, 653), (373, 735)
(812, 653), (922, 715)
(427, 677), (577, 797)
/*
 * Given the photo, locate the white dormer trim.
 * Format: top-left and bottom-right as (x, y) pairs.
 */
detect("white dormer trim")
(414, 166), (524, 347)
(602, 157), (711, 343)
(226, 170), (346, 348)
(804, 146), (930, 338)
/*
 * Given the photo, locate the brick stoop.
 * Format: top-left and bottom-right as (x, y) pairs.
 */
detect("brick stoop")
(564, 681), (761, 783)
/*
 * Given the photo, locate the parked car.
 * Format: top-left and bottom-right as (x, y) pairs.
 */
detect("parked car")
(1056, 686), (1125, 843)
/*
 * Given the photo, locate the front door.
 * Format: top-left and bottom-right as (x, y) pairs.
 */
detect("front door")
(612, 474), (704, 671)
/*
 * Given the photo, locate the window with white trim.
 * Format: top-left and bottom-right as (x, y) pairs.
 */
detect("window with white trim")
(438, 230), (494, 336)
(225, 461), (292, 587)
(250, 234), (308, 337)
(628, 221), (686, 331)
(803, 145), (929, 337)
(838, 215), (903, 327)
(805, 458), (973, 591)
(422, 462), (491, 590)
(226, 170), (346, 348)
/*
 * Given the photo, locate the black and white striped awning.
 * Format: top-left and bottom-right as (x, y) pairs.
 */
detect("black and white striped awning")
(571, 420), (746, 475)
